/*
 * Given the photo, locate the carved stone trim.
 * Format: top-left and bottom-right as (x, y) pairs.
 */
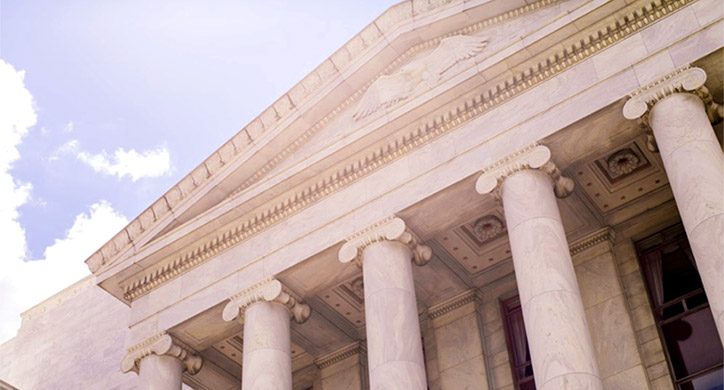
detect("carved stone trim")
(475, 143), (574, 199)
(222, 277), (311, 324)
(427, 289), (477, 319)
(120, 0), (691, 301)
(569, 227), (616, 256)
(314, 342), (363, 369)
(338, 216), (432, 267)
(120, 332), (203, 375)
(623, 65), (722, 152)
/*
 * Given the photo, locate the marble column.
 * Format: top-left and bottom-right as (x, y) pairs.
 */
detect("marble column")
(222, 277), (311, 390)
(339, 216), (432, 390)
(120, 332), (203, 390)
(477, 144), (603, 390)
(624, 65), (724, 342)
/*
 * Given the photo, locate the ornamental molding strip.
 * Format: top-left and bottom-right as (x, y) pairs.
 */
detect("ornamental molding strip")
(119, 0), (692, 302)
(338, 216), (432, 267)
(623, 65), (723, 151)
(314, 342), (364, 369)
(475, 143), (574, 199)
(120, 332), (203, 375)
(222, 277), (311, 324)
(427, 289), (477, 319)
(569, 227), (616, 256)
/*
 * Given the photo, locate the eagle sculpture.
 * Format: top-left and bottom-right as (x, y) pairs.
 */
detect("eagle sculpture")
(352, 34), (489, 121)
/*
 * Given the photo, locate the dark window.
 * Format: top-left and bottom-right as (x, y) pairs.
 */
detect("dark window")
(636, 224), (723, 390)
(501, 295), (535, 390)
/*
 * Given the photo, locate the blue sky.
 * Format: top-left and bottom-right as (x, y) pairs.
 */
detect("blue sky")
(0, 0), (398, 343)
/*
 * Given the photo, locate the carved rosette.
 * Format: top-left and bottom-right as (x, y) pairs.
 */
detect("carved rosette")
(222, 277), (311, 324)
(623, 65), (722, 152)
(471, 216), (505, 242)
(475, 143), (574, 199)
(338, 216), (433, 267)
(606, 148), (640, 176)
(120, 332), (202, 375)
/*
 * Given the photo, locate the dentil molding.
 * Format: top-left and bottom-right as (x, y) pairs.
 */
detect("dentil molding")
(314, 342), (365, 370)
(338, 216), (432, 267)
(222, 277), (311, 324)
(475, 143), (574, 199)
(118, 0), (694, 302)
(120, 332), (202, 375)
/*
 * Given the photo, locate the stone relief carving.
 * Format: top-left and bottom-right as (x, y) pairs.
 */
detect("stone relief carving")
(606, 148), (641, 177)
(120, 332), (202, 375)
(222, 277), (311, 324)
(353, 34), (488, 121)
(117, 0), (690, 302)
(471, 215), (505, 242)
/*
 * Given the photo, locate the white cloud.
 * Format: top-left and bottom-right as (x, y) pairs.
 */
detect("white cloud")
(63, 120), (74, 133)
(0, 60), (36, 307)
(0, 201), (128, 343)
(0, 60), (129, 343)
(77, 145), (172, 181)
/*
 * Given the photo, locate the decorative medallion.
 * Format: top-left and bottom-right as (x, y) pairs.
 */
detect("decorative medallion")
(606, 148), (640, 176)
(471, 216), (505, 242)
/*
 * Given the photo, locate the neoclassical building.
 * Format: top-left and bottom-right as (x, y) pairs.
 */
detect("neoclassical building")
(1, 0), (723, 389)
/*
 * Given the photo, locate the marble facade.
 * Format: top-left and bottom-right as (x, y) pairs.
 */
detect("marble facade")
(1, 0), (722, 389)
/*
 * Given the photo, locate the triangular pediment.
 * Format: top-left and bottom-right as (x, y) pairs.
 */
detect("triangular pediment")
(87, 0), (612, 300)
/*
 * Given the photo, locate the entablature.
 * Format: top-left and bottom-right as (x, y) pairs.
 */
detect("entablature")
(93, 0), (717, 310)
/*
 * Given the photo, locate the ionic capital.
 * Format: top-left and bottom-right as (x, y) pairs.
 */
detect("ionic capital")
(623, 65), (722, 152)
(475, 143), (574, 199)
(222, 277), (311, 324)
(120, 332), (202, 375)
(338, 216), (432, 267)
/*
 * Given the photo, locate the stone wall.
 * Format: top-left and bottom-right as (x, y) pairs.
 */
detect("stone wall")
(0, 276), (136, 390)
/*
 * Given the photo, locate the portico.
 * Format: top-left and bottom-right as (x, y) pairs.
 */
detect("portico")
(2, 1), (721, 390)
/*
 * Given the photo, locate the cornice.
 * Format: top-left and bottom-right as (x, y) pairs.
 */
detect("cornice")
(569, 227), (616, 256)
(314, 342), (364, 369)
(338, 216), (432, 267)
(222, 277), (311, 324)
(120, 0), (695, 302)
(475, 143), (574, 199)
(120, 332), (203, 375)
(427, 289), (477, 319)
(21, 276), (94, 322)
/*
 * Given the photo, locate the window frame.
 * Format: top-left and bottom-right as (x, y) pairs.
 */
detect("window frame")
(635, 224), (723, 390)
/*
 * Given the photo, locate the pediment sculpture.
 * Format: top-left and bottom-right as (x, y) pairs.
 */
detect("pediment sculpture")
(353, 34), (488, 121)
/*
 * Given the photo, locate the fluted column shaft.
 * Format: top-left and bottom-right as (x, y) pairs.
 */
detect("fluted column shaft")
(242, 301), (293, 389)
(649, 92), (724, 341)
(362, 240), (427, 390)
(502, 169), (602, 390)
(138, 354), (184, 390)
